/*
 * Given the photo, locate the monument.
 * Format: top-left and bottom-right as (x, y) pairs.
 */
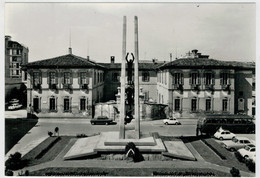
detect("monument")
(63, 16), (167, 160)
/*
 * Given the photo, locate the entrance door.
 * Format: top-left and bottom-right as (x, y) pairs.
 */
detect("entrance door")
(33, 98), (39, 112)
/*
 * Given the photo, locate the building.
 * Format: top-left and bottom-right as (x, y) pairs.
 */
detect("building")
(157, 50), (255, 118)
(23, 49), (255, 119)
(5, 36), (29, 104)
(23, 49), (105, 118)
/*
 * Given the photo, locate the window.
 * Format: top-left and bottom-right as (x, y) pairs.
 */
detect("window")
(16, 70), (19, 75)
(33, 72), (41, 86)
(144, 91), (149, 101)
(49, 98), (56, 111)
(94, 71), (96, 84)
(112, 73), (120, 82)
(222, 99), (228, 111)
(173, 73), (182, 85)
(206, 99), (211, 111)
(191, 98), (197, 111)
(80, 98), (86, 111)
(24, 72), (27, 80)
(13, 49), (17, 55)
(12, 57), (17, 62)
(98, 72), (100, 83)
(205, 73), (212, 85)
(64, 72), (71, 84)
(142, 72), (150, 82)
(16, 63), (20, 68)
(175, 99), (180, 111)
(190, 72), (200, 85)
(33, 98), (40, 112)
(49, 72), (56, 84)
(220, 73), (229, 85)
(80, 72), (89, 84)
(64, 98), (70, 112)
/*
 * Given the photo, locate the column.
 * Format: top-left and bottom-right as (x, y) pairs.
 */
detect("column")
(134, 16), (140, 139)
(119, 16), (127, 139)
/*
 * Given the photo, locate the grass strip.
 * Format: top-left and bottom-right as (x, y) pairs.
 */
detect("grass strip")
(35, 137), (61, 159)
(202, 139), (226, 160)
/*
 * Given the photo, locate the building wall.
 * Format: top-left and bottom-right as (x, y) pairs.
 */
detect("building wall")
(234, 70), (253, 115)
(158, 68), (237, 118)
(27, 68), (104, 118)
(5, 36), (29, 102)
(103, 68), (158, 102)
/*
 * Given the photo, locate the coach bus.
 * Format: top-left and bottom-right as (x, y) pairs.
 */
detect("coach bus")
(196, 114), (255, 136)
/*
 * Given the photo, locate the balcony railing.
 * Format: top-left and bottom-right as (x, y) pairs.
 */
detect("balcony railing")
(49, 84), (58, 90)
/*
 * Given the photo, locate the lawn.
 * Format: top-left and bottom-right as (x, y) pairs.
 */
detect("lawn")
(5, 118), (38, 154)
(185, 137), (250, 172)
(22, 136), (74, 166)
(29, 167), (231, 176)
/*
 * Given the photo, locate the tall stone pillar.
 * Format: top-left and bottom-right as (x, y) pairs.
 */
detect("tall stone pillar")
(119, 16), (127, 139)
(134, 16), (140, 139)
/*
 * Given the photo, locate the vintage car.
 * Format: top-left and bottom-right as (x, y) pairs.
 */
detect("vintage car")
(9, 98), (19, 104)
(90, 116), (113, 125)
(237, 144), (255, 159)
(163, 117), (181, 125)
(8, 103), (23, 110)
(222, 137), (252, 151)
(214, 128), (236, 140)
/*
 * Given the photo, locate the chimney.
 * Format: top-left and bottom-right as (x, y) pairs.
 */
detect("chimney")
(68, 47), (72, 54)
(170, 53), (172, 62)
(86, 56), (90, 61)
(110, 56), (115, 63)
(5, 35), (11, 41)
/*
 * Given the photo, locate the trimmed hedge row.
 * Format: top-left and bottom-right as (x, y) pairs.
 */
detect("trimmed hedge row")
(35, 137), (61, 159)
(45, 171), (108, 176)
(245, 159), (255, 172)
(153, 171), (215, 176)
(30, 167), (231, 177)
(202, 139), (227, 159)
(22, 136), (61, 160)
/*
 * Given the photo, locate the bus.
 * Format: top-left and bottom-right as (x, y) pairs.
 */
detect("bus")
(196, 114), (255, 136)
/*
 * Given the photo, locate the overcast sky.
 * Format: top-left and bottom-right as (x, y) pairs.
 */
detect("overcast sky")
(5, 2), (256, 63)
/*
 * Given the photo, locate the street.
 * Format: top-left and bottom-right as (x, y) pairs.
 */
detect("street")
(5, 117), (255, 159)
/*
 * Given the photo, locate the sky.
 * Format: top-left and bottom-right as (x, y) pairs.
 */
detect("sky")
(5, 2), (256, 63)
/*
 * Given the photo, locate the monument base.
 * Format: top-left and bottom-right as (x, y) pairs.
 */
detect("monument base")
(64, 131), (166, 160)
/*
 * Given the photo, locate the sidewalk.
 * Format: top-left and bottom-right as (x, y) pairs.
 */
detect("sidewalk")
(5, 109), (27, 119)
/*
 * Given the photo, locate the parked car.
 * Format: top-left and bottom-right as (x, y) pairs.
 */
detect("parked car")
(90, 116), (113, 125)
(163, 117), (181, 125)
(214, 128), (236, 140)
(8, 103), (23, 110)
(9, 98), (19, 104)
(222, 137), (252, 151)
(237, 144), (255, 159)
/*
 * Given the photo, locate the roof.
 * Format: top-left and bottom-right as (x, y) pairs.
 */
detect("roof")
(159, 58), (255, 70)
(98, 62), (162, 70)
(25, 54), (106, 69)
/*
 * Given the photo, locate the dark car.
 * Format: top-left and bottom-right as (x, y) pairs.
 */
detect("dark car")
(90, 116), (113, 125)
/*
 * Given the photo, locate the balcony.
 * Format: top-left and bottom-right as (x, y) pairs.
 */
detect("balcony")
(173, 84), (183, 91)
(80, 84), (89, 93)
(49, 84), (58, 91)
(63, 84), (72, 92)
(33, 84), (42, 92)
(205, 84), (214, 90)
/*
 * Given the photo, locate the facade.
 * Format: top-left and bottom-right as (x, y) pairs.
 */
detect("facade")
(23, 49), (255, 119)
(23, 50), (105, 118)
(157, 50), (255, 118)
(5, 36), (29, 103)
